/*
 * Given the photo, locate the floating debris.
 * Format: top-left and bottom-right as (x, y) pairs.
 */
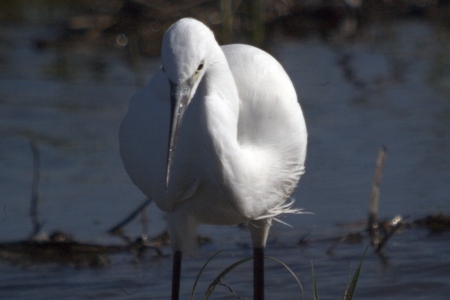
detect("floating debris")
(414, 213), (450, 232)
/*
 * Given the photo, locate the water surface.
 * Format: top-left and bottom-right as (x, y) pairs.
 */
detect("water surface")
(1, 19), (450, 299)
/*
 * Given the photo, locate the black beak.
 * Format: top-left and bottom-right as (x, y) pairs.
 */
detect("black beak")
(166, 80), (191, 189)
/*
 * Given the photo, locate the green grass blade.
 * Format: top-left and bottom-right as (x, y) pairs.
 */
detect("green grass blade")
(203, 256), (253, 300)
(344, 244), (369, 300)
(266, 256), (304, 300)
(202, 255), (303, 300)
(191, 250), (232, 300)
(311, 260), (319, 300)
(343, 262), (353, 298)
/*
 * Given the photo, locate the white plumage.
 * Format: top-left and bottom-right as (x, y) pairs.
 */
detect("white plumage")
(119, 18), (307, 299)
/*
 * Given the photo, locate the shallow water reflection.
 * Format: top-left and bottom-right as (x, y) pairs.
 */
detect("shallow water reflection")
(1, 18), (450, 299)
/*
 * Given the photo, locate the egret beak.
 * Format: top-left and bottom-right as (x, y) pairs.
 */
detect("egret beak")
(166, 80), (192, 189)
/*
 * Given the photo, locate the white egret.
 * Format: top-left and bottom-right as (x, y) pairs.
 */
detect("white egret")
(119, 18), (307, 300)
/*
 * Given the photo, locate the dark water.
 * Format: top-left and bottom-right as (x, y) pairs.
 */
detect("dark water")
(1, 17), (450, 299)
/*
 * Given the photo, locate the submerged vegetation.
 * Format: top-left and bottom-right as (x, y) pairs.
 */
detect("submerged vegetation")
(189, 247), (367, 299)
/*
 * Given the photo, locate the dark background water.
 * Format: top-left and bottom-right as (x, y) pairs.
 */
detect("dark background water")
(1, 1), (450, 299)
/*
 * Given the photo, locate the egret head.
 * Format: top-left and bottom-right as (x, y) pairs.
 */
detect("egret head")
(161, 18), (215, 189)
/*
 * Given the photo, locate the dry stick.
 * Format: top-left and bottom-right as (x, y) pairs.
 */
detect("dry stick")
(107, 198), (152, 236)
(368, 146), (388, 246)
(217, 279), (245, 300)
(376, 220), (405, 254)
(140, 204), (149, 240)
(29, 140), (42, 238)
(107, 198), (165, 258)
(326, 235), (349, 255)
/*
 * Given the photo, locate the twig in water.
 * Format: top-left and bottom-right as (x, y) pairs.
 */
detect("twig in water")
(327, 235), (349, 255)
(326, 232), (364, 255)
(107, 198), (152, 237)
(29, 140), (43, 238)
(140, 204), (149, 240)
(216, 279), (246, 300)
(376, 216), (407, 254)
(368, 146), (388, 246)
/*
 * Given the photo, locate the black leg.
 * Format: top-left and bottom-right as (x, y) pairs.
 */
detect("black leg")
(172, 250), (182, 300)
(253, 247), (264, 300)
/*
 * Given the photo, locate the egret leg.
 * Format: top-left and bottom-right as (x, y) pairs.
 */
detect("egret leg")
(253, 247), (264, 300)
(172, 250), (182, 300)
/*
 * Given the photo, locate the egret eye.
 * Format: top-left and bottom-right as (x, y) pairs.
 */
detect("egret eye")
(197, 63), (204, 72)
